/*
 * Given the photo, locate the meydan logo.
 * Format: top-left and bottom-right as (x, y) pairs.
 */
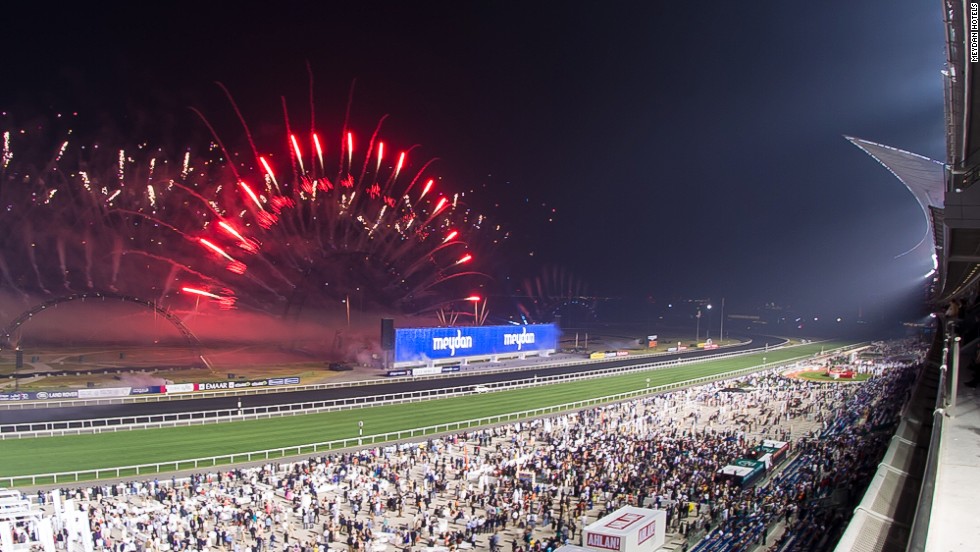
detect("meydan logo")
(432, 330), (473, 356)
(504, 327), (536, 350)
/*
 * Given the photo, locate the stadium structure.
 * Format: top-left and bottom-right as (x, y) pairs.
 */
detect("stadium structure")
(835, 1), (980, 551)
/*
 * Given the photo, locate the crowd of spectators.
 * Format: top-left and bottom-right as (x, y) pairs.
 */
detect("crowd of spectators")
(693, 339), (923, 552)
(11, 339), (925, 552)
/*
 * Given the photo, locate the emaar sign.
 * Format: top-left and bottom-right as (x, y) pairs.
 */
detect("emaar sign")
(395, 324), (559, 364)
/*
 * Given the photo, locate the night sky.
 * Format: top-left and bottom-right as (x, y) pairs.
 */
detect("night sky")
(0, 1), (946, 324)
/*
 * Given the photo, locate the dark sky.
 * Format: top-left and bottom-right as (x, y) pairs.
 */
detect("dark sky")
(1, 1), (946, 322)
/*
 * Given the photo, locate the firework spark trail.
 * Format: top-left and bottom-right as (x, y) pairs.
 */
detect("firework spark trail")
(148, 157), (157, 184)
(237, 180), (264, 210)
(354, 116), (387, 196)
(57, 237), (70, 290)
(218, 221), (258, 253)
(188, 107), (247, 189)
(216, 81), (262, 171)
(417, 269), (486, 294)
(180, 286), (238, 309)
(290, 134), (305, 175)
(55, 141), (69, 163)
(2, 131), (11, 169)
(182, 286), (222, 299)
(281, 96), (302, 179)
(313, 133), (324, 172)
(110, 236), (123, 290)
(306, 61), (317, 177)
(83, 230), (94, 288)
(117, 150), (126, 183)
(346, 132), (353, 172)
(394, 151), (405, 181)
(279, 99), (312, 240)
(113, 209), (196, 241)
(199, 237), (241, 264)
(160, 180), (227, 220)
(259, 156), (280, 193)
(160, 264), (180, 303)
(0, 253), (21, 296)
(399, 241), (467, 280)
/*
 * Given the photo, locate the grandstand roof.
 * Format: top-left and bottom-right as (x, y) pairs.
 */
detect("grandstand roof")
(845, 137), (945, 279)
(938, 0), (980, 300)
(850, 1), (980, 303)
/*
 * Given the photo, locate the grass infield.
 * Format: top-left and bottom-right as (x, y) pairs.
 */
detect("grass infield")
(1, 342), (848, 480)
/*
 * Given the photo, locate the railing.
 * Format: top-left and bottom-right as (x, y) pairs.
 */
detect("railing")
(0, 341), (847, 438)
(0, 345), (862, 487)
(905, 324), (954, 552)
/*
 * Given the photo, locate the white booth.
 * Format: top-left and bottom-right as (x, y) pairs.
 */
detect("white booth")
(582, 506), (667, 552)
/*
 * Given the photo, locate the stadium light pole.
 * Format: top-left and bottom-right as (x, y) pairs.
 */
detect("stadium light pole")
(720, 297), (725, 343)
(14, 346), (19, 392)
(696, 308), (701, 343)
(705, 304), (713, 340)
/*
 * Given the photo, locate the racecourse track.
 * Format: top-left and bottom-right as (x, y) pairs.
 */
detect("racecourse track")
(2, 334), (787, 427)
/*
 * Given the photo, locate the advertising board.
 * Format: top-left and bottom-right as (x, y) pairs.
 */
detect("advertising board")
(717, 458), (766, 487)
(757, 439), (789, 465)
(583, 506), (666, 552)
(395, 324), (558, 364)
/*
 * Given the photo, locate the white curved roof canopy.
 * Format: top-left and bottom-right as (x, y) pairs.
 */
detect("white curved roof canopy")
(846, 136), (948, 295)
(845, 136), (946, 213)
